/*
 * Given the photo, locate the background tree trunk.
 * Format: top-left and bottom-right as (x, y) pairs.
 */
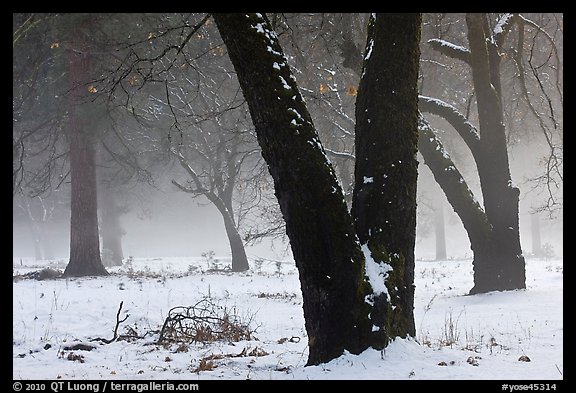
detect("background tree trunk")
(100, 190), (124, 267)
(466, 13), (525, 293)
(434, 198), (447, 261)
(531, 213), (542, 257)
(221, 209), (249, 272)
(352, 13), (420, 346)
(63, 24), (107, 277)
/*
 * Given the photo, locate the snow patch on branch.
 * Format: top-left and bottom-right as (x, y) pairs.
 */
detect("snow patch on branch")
(427, 38), (470, 54)
(494, 13), (513, 36)
(419, 96), (480, 140)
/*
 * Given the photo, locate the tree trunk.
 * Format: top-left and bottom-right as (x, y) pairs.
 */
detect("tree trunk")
(434, 198), (447, 261)
(25, 216), (43, 261)
(39, 224), (54, 260)
(63, 27), (107, 277)
(531, 213), (542, 257)
(466, 13), (525, 293)
(100, 189), (124, 267)
(220, 206), (249, 272)
(214, 13), (374, 366)
(352, 13), (420, 346)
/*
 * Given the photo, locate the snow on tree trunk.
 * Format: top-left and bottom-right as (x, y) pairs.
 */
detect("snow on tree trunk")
(213, 13), (374, 366)
(352, 13), (421, 347)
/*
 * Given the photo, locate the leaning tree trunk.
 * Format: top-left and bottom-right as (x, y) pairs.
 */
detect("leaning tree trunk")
(210, 194), (249, 272)
(466, 13), (525, 293)
(64, 25), (107, 277)
(352, 13), (420, 346)
(214, 13), (375, 366)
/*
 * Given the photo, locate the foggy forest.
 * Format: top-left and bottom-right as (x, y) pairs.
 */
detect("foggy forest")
(13, 13), (562, 382)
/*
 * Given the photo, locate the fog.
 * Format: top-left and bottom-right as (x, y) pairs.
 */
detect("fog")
(13, 12), (563, 266)
(13, 170), (563, 263)
(13, 186), (291, 262)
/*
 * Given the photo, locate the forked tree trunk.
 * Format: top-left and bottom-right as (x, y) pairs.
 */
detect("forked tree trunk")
(215, 12), (421, 365)
(465, 13), (525, 293)
(214, 13), (374, 365)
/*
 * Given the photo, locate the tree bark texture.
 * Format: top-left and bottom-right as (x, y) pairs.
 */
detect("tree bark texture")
(352, 13), (421, 345)
(465, 13), (525, 293)
(64, 26), (108, 277)
(214, 13), (374, 365)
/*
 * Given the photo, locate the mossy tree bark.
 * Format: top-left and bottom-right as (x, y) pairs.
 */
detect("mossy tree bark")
(214, 13), (375, 365)
(214, 12), (421, 365)
(352, 13), (421, 346)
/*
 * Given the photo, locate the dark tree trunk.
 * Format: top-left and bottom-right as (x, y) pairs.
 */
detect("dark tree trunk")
(214, 13), (374, 366)
(100, 190), (124, 267)
(63, 28), (107, 277)
(352, 13), (420, 346)
(434, 199), (447, 261)
(208, 191), (250, 272)
(221, 207), (249, 272)
(466, 13), (525, 293)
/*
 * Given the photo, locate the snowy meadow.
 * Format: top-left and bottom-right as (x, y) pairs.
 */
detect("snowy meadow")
(13, 255), (562, 380)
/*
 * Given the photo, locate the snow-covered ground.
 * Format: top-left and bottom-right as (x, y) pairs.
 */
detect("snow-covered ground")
(13, 255), (562, 380)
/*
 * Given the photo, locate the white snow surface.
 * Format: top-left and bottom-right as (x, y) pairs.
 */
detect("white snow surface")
(13, 256), (562, 380)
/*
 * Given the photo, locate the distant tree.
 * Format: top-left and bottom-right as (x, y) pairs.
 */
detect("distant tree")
(14, 193), (56, 261)
(62, 15), (108, 276)
(418, 13), (543, 293)
(214, 12), (420, 364)
(94, 13), (284, 272)
(99, 183), (127, 267)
